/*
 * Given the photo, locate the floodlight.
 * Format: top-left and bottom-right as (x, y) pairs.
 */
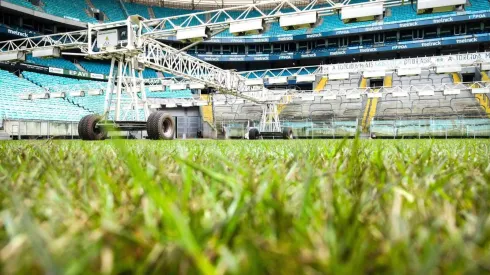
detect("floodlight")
(169, 83), (187, 90)
(268, 76), (288, 85)
(32, 47), (61, 58)
(50, 92), (66, 98)
(230, 18), (265, 36)
(436, 65), (461, 73)
(328, 72), (349, 80)
(443, 89), (460, 95)
(342, 2), (384, 23)
(295, 74), (316, 83)
(363, 70), (385, 78)
(176, 26), (210, 42)
(245, 78), (264, 86)
(70, 91), (85, 97)
(0, 51), (26, 62)
(417, 0), (465, 14)
(397, 67), (422, 76)
(189, 82), (205, 89)
(280, 11), (318, 31)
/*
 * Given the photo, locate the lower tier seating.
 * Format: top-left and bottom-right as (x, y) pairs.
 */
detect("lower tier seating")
(0, 69), (91, 122)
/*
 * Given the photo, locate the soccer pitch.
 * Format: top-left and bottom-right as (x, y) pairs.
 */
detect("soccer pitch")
(0, 139), (489, 274)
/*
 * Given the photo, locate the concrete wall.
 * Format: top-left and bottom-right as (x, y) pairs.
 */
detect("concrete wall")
(4, 120), (79, 138)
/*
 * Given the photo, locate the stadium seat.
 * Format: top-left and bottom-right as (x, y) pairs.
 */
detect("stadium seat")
(0, 69), (91, 123)
(26, 55), (79, 71)
(91, 0), (126, 22)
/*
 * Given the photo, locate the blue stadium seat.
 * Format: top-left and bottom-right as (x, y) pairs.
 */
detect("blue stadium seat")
(22, 71), (105, 113)
(0, 69), (91, 122)
(124, 2), (151, 19)
(4, 0), (37, 10)
(42, 0), (97, 23)
(91, 0), (126, 22)
(26, 55), (79, 71)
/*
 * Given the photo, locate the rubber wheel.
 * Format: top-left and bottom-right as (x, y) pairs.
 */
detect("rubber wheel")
(249, 128), (259, 140)
(147, 112), (175, 140)
(79, 114), (107, 140)
(282, 127), (294, 140)
(78, 115), (90, 140)
(146, 112), (159, 139)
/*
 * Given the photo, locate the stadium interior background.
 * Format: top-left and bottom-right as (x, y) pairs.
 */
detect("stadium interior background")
(1, 0), (490, 139)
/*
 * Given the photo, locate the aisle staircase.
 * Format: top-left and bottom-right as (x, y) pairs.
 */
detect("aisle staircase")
(475, 72), (490, 117)
(85, 0), (96, 9)
(314, 77), (328, 92)
(452, 72), (462, 84)
(360, 76), (391, 133)
(148, 7), (156, 19)
(200, 94), (214, 126)
(74, 62), (87, 72)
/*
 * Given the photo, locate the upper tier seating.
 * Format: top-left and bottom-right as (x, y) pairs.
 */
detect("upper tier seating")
(42, 0), (97, 23)
(79, 60), (110, 75)
(6, 0), (490, 37)
(124, 2), (151, 18)
(91, 0), (126, 22)
(22, 71), (105, 113)
(0, 69), (91, 122)
(27, 55), (79, 71)
(5, 0), (37, 10)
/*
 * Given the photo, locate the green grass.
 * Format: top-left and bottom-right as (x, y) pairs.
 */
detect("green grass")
(0, 139), (490, 274)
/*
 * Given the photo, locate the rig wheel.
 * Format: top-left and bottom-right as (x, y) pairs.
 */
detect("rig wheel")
(147, 111), (175, 140)
(78, 114), (107, 140)
(282, 127), (294, 140)
(248, 128), (260, 140)
(78, 115), (90, 140)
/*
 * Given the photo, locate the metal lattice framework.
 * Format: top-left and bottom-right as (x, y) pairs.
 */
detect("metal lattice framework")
(0, 31), (89, 53)
(141, 38), (262, 102)
(139, 0), (400, 38)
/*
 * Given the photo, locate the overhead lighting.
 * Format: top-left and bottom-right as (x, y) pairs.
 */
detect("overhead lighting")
(341, 2), (384, 23)
(70, 91), (85, 97)
(230, 18), (265, 36)
(245, 78), (264, 86)
(280, 11), (318, 31)
(417, 0), (465, 14)
(32, 47), (61, 58)
(50, 92), (66, 98)
(0, 51), (26, 62)
(295, 74), (316, 83)
(176, 26), (210, 42)
(189, 82), (205, 89)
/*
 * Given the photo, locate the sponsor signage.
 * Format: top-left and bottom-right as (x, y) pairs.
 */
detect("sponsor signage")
(165, 11), (490, 44)
(0, 24), (39, 38)
(192, 33), (490, 62)
(49, 67), (64, 74)
(49, 67), (108, 80)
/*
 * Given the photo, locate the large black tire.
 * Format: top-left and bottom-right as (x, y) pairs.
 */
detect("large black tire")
(282, 127), (294, 140)
(147, 112), (175, 140)
(79, 114), (107, 140)
(78, 115), (90, 140)
(146, 112), (159, 139)
(249, 128), (260, 140)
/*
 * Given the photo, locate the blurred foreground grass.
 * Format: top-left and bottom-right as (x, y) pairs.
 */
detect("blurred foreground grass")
(0, 139), (489, 274)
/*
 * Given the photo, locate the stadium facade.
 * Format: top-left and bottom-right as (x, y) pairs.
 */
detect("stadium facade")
(0, 0), (489, 139)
